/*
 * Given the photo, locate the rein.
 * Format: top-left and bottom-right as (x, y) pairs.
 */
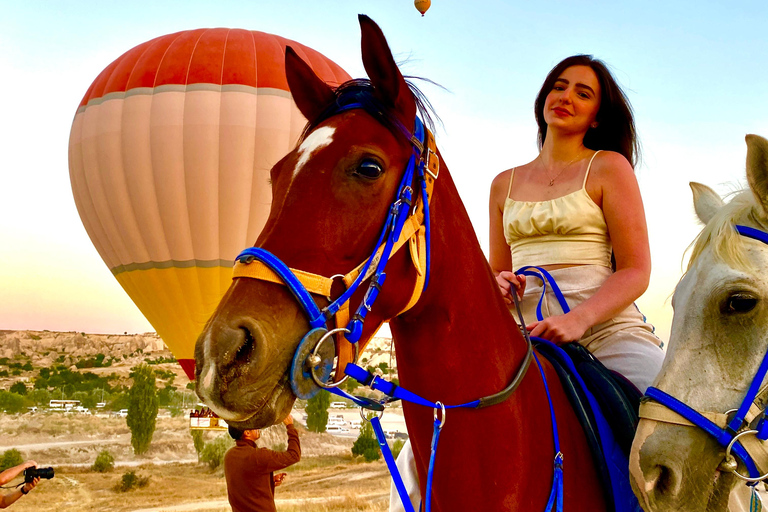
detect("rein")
(640, 224), (768, 486)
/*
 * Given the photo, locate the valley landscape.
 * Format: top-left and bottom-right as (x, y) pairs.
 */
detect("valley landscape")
(0, 331), (402, 511)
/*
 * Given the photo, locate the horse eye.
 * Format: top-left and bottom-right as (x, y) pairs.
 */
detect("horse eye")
(723, 293), (758, 314)
(354, 159), (384, 180)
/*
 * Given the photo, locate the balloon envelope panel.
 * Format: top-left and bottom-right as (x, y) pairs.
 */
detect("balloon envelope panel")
(68, 29), (350, 379)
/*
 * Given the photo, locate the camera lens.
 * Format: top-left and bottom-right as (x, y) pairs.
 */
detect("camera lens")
(24, 467), (55, 483)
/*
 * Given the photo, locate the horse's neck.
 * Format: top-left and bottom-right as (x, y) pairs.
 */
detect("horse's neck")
(391, 166), (524, 402)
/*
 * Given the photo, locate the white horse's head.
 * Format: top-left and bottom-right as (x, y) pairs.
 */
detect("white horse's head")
(630, 134), (768, 511)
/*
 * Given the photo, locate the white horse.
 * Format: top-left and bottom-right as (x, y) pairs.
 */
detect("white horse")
(630, 134), (768, 511)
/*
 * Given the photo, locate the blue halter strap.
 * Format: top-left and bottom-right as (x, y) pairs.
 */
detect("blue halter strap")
(643, 224), (768, 481)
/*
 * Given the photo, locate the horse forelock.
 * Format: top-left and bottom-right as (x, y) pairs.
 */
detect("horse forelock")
(687, 190), (768, 272)
(296, 78), (438, 146)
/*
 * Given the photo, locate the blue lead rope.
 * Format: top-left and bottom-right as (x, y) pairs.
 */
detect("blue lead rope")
(516, 266), (571, 321)
(533, 351), (564, 512)
(371, 415), (417, 512)
(337, 357), (562, 512)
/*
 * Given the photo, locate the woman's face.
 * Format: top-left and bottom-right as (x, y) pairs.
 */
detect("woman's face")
(543, 65), (602, 136)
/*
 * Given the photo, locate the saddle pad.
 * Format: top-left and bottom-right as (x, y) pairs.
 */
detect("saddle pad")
(535, 340), (643, 512)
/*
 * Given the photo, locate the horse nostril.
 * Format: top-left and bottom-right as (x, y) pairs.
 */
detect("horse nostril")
(235, 326), (256, 364)
(647, 464), (679, 498)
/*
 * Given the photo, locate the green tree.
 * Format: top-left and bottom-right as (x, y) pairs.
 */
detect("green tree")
(191, 430), (205, 462)
(305, 390), (330, 433)
(0, 391), (26, 413)
(0, 449), (24, 472)
(9, 382), (27, 395)
(127, 364), (158, 455)
(351, 421), (380, 462)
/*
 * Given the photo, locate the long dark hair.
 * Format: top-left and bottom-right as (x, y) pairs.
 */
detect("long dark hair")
(534, 55), (639, 168)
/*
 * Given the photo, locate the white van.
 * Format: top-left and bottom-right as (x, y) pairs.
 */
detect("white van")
(117, 409), (128, 418)
(326, 425), (349, 434)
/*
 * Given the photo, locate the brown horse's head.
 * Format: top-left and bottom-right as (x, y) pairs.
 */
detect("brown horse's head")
(194, 16), (428, 429)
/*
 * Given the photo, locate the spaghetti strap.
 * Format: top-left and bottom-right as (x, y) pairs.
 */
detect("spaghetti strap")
(582, 151), (602, 188)
(507, 168), (516, 198)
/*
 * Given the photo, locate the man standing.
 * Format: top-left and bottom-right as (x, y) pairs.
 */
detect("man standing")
(224, 413), (301, 512)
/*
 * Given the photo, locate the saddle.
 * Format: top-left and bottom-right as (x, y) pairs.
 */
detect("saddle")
(535, 339), (643, 512)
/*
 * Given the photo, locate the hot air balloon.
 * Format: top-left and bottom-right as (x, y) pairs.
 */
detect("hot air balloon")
(415, 0), (431, 16)
(68, 29), (350, 381)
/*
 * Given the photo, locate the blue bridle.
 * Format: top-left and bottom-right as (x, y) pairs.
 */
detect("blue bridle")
(642, 224), (768, 483)
(235, 103), (433, 397)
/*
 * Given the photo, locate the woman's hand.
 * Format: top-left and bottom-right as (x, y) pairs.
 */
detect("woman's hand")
(495, 271), (526, 305)
(527, 312), (589, 344)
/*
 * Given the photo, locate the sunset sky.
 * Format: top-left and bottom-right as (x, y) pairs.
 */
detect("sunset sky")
(2, 0), (768, 347)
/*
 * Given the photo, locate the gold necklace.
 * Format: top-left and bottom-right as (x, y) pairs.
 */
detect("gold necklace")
(539, 151), (587, 186)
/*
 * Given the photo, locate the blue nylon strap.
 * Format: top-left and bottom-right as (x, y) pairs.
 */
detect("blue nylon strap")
(371, 416), (417, 512)
(532, 350), (564, 512)
(344, 363), (481, 409)
(234, 248), (325, 328)
(645, 387), (761, 477)
(516, 266), (571, 322)
(728, 345), (768, 434)
(736, 225), (768, 245)
(425, 417), (442, 512)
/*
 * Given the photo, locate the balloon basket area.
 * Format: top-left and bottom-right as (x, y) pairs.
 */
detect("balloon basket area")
(189, 408), (229, 431)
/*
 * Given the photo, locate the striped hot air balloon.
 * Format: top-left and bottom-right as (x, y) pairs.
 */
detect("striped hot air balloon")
(68, 28), (350, 380)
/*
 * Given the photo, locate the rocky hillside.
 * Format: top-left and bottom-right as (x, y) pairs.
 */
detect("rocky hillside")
(0, 330), (166, 367)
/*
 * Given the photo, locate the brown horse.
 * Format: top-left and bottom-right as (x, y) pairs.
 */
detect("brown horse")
(194, 15), (606, 511)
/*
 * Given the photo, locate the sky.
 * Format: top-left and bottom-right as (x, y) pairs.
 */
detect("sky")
(2, 0), (768, 345)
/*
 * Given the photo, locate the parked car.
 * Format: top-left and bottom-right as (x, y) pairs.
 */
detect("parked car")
(326, 425), (349, 434)
(117, 409), (128, 418)
(330, 402), (347, 409)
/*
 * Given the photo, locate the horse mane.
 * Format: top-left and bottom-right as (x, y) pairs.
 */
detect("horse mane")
(687, 190), (768, 271)
(298, 78), (438, 145)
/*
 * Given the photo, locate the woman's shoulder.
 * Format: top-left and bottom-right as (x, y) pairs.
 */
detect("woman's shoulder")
(590, 150), (635, 182)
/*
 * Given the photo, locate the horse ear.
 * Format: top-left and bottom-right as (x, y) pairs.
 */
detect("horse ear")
(690, 182), (723, 225)
(358, 15), (417, 128)
(746, 134), (768, 216)
(285, 46), (336, 124)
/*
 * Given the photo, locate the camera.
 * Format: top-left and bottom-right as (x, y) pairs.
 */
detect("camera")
(24, 467), (54, 484)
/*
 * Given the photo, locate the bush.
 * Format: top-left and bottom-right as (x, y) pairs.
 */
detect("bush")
(0, 449), (24, 472)
(200, 435), (233, 470)
(92, 450), (115, 473)
(115, 471), (150, 492)
(391, 439), (405, 460)
(352, 421), (380, 462)
(0, 391), (27, 414)
(306, 390), (330, 433)
(9, 382), (27, 395)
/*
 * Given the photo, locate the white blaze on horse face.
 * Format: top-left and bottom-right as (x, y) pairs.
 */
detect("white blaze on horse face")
(292, 126), (336, 179)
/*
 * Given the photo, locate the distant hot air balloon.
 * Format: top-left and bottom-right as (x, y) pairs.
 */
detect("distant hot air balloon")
(415, 0), (431, 16)
(68, 28), (350, 380)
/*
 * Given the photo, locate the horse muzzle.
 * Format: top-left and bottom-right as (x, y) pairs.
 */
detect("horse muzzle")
(194, 317), (298, 428)
(631, 420), (738, 512)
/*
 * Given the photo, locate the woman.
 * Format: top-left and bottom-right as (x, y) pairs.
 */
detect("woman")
(489, 54), (664, 393)
(390, 55), (665, 512)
